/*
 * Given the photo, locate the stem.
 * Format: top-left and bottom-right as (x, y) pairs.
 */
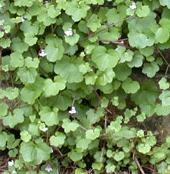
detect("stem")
(104, 115), (107, 134)
(165, 64), (170, 77)
(157, 48), (169, 65)
(79, 125), (87, 131)
(133, 155), (146, 174)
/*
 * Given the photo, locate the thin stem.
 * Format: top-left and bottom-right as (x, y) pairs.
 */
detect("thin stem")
(104, 115), (107, 134)
(157, 48), (169, 65)
(79, 124), (88, 131)
(133, 153), (146, 174)
(165, 64), (170, 77)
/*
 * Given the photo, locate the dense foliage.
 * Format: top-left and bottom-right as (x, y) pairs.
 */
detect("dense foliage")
(1, 0), (170, 173)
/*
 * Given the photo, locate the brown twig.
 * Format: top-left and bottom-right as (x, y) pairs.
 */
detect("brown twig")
(142, 166), (157, 173)
(157, 48), (168, 65)
(133, 155), (146, 174)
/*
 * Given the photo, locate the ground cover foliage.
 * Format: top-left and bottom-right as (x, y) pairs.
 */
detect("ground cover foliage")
(1, 0), (170, 173)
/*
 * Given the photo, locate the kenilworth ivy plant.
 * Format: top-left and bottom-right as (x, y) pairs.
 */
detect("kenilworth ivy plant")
(1, 0), (170, 173)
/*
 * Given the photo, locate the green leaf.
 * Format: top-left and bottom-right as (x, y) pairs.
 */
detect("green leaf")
(132, 80), (159, 115)
(20, 142), (35, 162)
(0, 38), (11, 48)
(87, 14), (101, 32)
(124, 108), (137, 123)
(68, 150), (83, 162)
(14, 0), (35, 7)
(24, 34), (38, 46)
(85, 128), (101, 140)
(76, 138), (90, 151)
(28, 123), (39, 136)
(114, 64), (132, 81)
(98, 27), (120, 42)
(85, 72), (97, 85)
(120, 49), (134, 63)
(20, 130), (32, 143)
(39, 107), (59, 126)
(62, 119), (79, 133)
(160, 0), (170, 9)
(111, 96), (119, 106)
(155, 27), (170, 43)
(137, 130), (145, 138)
(0, 31), (4, 38)
(37, 7), (56, 26)
(64, 32), (80, 46)
(54, 58), (83, 83)
(65, 1), (89, 22)
(79, 63), (92, 74)
(0, 132), (8, 149)
(43, 76), (66, 97)
(146, 135), (156, 147)
(3, 109), (24, 128)
(20, 139), (52, 164)
(45, 35), (64, 62)
(20, 77), (44, 104)
(86, 108), (104, 125)
(160, 18), (170, 31)
(17, 67), (37, 84)
(122, 78), (140, 94)
(146, 56), (155, 62)
(106, 162), (116, 173)
(107, 116), (122, 132)
(113, 151), (125, 161)
(136, 5), (150, 17)
(106, 8), (125, 27)
(137, 143), (151, 154)
(96, 69), (115, 86)
(92, 162), (103, 170)
(128, 53), (144, 68)
(10, 52), (24, 68)
(4, 87), (19, 100)
(0, 89), (5, 99)
(52, 93), (72, 111)
(159, 78), (169, 90)
(75, 168), (87, 174)
(155, 104), (170, 116)
(49, 132), (66, 147)
(92, 46), (119, 71)
(137, 113), (146, 122)
(128, 32), (154, 49)
(159, 90), (170, 106)
(139, 47), (154, 57)
(142, 62), (159, 78)
(47, 5), (61, 18)
(25, 57), (39, 68)
(114, 127), (136, 139)
(0, 102), (8, 117)
(20, 21), (39, 36)
(12, 38), (29, 53)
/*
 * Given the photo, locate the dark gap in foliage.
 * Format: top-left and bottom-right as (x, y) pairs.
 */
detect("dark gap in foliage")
(121, 21), (129, 40)
(84, 153), (94, 170)
(0, 149), (8, 157)
(1, 48), (11, 57)
(7, 128), (20, 139)
(154, 7), (163, 24)
(81, 98), (92, 108)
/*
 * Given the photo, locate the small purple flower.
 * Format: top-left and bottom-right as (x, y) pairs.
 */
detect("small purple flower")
(39, 49), (47, 57)
(8, 160), (14, 167)
(64, 28), (73, 37)
(130, 2), (136, 10)
(45, 164), (53, 172)
(69, 106), (77, 114)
